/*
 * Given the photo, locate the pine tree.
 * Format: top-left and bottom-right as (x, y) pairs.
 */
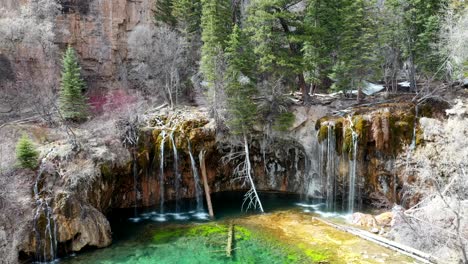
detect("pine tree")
(154, 0), (177, 27)
(246, 0), (309, 102)
(16, 134), (39, 170)
(386, 0), (448, 91)
(303, 0), (344, 92)
(200, 0), (232, 122)
(200, 0), (231, 86)
(332, 0), (378, 102)
(172, 0), (202, 37)
(59, 46), (88, 122)
(225, 24), (257, 134)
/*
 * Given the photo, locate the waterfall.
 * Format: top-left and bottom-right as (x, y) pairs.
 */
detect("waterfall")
(188, 140), (204, 212)
(405, 105), (419, 172)
(132, 151), (138, 220)
(318, 135), (325, 201)
(158, 131), (167, 215)
(348, 131), (358, 213)
(33, 164), (57, 262)
(325, 123), (336, 211)
(169, 131), (181, 213)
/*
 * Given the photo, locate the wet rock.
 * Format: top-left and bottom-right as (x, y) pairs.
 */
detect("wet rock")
(55, 193), (111, 252)
(375, 212), (393, 227)
(351, 213), (377, 228)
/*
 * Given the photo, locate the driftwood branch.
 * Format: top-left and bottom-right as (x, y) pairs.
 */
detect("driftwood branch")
(313, 217), (439, 264)
(226, 223), (234, 257)
(199, 150), (214, 219)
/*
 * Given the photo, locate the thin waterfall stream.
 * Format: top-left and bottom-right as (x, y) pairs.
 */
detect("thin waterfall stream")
(153, 130), (167, 222)
(325, 123), (337, 211)
(348, 131), (358, 213)
(33, 161), (57, 263)
(169, 131), (182, 216)
(188, 140), (204, 213)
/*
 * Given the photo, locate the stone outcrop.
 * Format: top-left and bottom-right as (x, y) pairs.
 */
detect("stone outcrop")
(54, 193), (111, 252)
(54, 0), (153, 90)
(0, 0), (154, 106)
(2, 99), (454, 263)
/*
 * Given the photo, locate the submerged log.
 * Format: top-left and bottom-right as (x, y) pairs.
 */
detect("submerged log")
(226, 223), (234, 257)
(312, 217), (439, 264)
(199, 150), (214, 219)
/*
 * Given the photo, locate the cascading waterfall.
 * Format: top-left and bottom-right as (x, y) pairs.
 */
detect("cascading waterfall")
(169, 131), (181, 213)
(187, 140), (204, 212)
(132, 151), (139, 221)
(158, 131), (167, 217)
(348, 131), (358, 213)
(405, 105), (419, 171)
(325, 123), (337, 211)
(33, 164), (57, 263)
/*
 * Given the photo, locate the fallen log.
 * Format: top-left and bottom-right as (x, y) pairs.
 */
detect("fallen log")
(226, 223), (234, 257)
(199, 150), (214, 219)
(312, 217), (439, 264)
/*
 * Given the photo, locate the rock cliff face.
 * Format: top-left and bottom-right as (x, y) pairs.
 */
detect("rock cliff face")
(55, 0), (153, 90)
(0, 0), (153, 91)
(3, 100), (447, 263)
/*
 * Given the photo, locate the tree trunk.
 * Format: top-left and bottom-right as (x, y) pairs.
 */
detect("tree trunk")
(226, 223), (234, 257)
(199, 150), (214, 219)
(298, 73), (310, 103)
(243, 133), (264, 213)
(276, 14), (309, 104)
(357, 83), (363, 104)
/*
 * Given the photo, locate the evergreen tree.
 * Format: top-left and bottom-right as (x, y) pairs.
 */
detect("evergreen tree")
(154, 0), (177, 27)
(16, 134), (39, 170)
(246, 0), (309, 102)
(303, 0), (344, 92)
(172, 0), (202, 37)
(200, 0), (231, 86)
(386, 0), (448, 91)
(331, 0), (378, 102)
(59, 46), (88, 122)
(200, 0), (231, 122)
(225, 24), (257, 134)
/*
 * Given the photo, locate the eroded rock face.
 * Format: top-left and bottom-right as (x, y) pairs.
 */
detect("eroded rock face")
(1, 0), (154, 94)
(55, 193), (111, 252)
(54, 0), (153, 90)
(110, 109), (312, 209)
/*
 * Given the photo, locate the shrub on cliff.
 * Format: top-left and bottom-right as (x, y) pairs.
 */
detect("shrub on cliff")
(59, 46), (89, 122)
(16, 134), (39, 170)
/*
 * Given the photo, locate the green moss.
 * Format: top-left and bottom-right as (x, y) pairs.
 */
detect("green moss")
(297, 243), (331, 263)
(153, 228), (185, 243)
(152, 223), (252, 246)
(317, 125), (329, 143)
(315, 118), (323, 131)
(304, 249), (329, 262)
(353, 115), (367, 143)
(387, 112), (416, 155)
(273, 112), (295, 132)
(415, 127), (424, 146)
(101, 163), (113, 181)
(234, 226), (252, 241)
(342, 127), (353, 156)
(187, 223), (228, 237)
(334, 121), (344, 155)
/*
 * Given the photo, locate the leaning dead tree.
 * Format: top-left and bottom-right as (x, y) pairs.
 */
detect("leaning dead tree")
(223, 134), (264, 213)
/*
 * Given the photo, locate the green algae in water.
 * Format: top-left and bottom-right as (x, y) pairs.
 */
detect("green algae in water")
(60, 223), (308, 264)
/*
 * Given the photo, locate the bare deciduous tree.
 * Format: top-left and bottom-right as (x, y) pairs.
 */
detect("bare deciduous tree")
(0, 0), (60, 124)
(392, 101), (468, 262)
(128, 25), (187, 109)
(439, 7), (468, 85)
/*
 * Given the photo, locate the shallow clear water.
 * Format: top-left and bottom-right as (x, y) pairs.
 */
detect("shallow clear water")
(57, 192), (415, 264)
(59, 192), (310, 264)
